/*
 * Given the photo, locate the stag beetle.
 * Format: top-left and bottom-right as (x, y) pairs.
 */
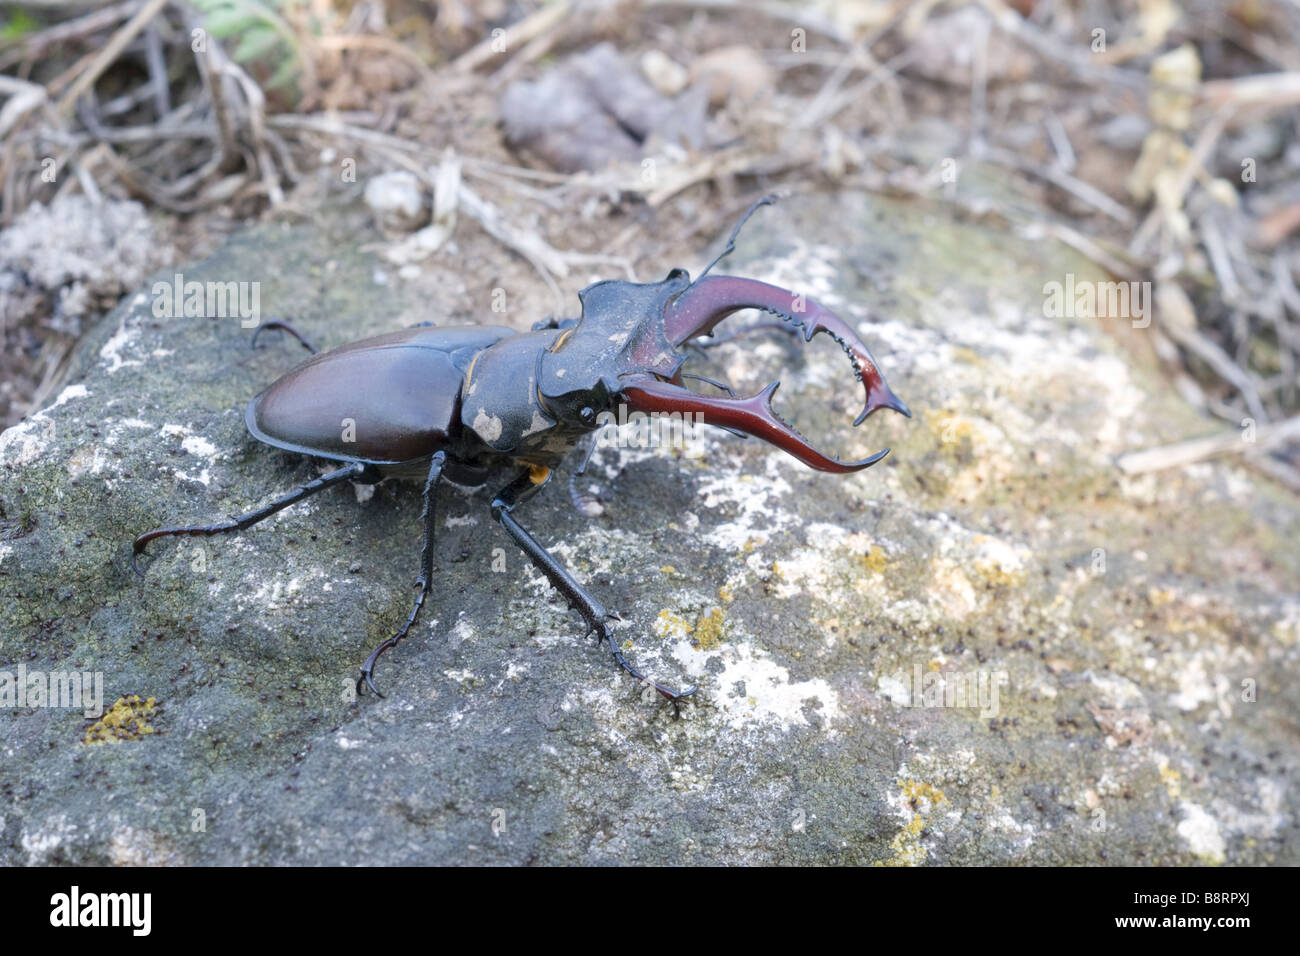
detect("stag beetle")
(132, 196), (910, 706)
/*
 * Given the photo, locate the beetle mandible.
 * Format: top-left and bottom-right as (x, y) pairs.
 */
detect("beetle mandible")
(131, 196), (911, 707)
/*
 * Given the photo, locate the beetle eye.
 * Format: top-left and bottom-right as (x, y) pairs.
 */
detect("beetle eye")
(579, 406), (595, 425)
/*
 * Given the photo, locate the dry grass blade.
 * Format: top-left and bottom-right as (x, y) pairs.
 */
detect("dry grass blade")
(1129, 107), (1232, 256)
(450, 1), (572, 74)
(0, 1), (142, 71)
(1116, 415), (1300, 474)
(978, 143), (1134, 225)
(0, 76), (50, 139)
(55, 0), (169, 116)
(1199, 71), (1300, 108)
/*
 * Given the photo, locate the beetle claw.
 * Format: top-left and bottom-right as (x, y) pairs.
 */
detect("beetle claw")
(356, 645), (389, 698)
(356, 666), (386, 699)
(129, 531), (165, 578)
(603, 629), (696, 709)
(251, 319), (317, 355)
(581, 615), (694, 709)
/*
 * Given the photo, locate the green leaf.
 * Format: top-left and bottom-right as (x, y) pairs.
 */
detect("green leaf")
(203, 9), (260, 39)
(266, 55), (300, 92)
(1, 10), (40, 42)
(234, 25), (283, 62)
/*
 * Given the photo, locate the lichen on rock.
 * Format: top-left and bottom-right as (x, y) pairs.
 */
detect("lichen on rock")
(1, 193), (1296, 865)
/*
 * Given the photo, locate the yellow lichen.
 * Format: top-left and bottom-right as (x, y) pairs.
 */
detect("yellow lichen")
(876, 813), (928, 867)
(973, 559), (1027, 589)
(903, 779), (947, 810)
(877, 781), (947, 866)
(83, 695), (158, 746)
(693, 607), (726, 651)
(1148, 586), (1176, 607)
(863, 545), (888, 573)
(718, 585), (733, 603)
(1158, 759), (1182, 800)
(923, 408), (976, 444)
(655, 609), (693, 640)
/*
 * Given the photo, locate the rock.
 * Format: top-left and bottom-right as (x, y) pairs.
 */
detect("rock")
(500, 43), (715, 173)
(1, 192), (1297, 865)
(500, 56), (643, 173)
(688, 45), (773, 109)
(903, 6), (1036, 86)
(0, 196), (171, 333)
(364, 171), (427, 234)
(0, 195), (175, 428)
(641, 50), (689, 98)
(381, 155), (461, 266)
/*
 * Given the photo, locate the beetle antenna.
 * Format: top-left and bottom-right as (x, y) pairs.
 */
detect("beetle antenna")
(694, 193), (779, 283)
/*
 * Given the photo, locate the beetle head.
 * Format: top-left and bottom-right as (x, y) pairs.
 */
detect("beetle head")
(538, 197), (909, 471)
(536, 268), (692, 428)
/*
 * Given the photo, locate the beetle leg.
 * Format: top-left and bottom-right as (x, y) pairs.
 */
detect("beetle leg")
(490, 469), (697, 710)
(567, 426), (605, 516)
(131, 461), (376, 576)
(356, 451), (446, 698)
(250, 319), (318, 355)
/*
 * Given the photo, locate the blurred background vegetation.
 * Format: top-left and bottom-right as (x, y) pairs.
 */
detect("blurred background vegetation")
(1, 0), (1298, 481)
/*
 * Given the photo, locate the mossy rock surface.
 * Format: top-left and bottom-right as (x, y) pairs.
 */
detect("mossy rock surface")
(2, 194), (1296, 865)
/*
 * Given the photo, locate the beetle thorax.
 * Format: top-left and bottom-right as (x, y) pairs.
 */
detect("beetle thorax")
(537, 270), (693, 421)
